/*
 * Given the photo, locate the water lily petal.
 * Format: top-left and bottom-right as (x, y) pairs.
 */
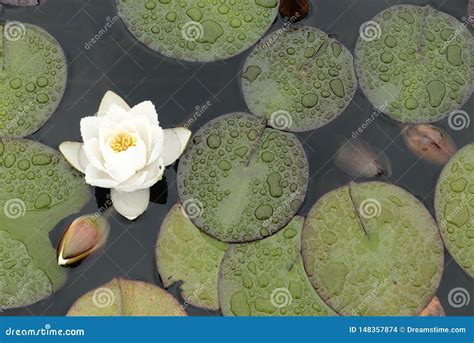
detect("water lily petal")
(103, 104), (132, 123)
(80, 116), (101, 143)
(59, 142), (88, 173)
(83, 138), (106, 172)
(85, 164), (119, 188)
(161, 128), (191, 166)
(147, 125), (165, 164)
(116, 158), (165, 192)
(103, 138), (147, 182)
(98, 90), (131, 116)
(128, 101), (159, 125)
(111, 188), (150, 220)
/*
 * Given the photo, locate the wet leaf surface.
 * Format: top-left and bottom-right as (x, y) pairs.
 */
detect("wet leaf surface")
(219, 216), (336, 316)
(242, 26), (357, 132)
(435, 143), (474, 278)
(0, 138), (89, 309)
(302, 181), (444, 315)
(355, 5), (474, 124)
(177, 112), (308, 242)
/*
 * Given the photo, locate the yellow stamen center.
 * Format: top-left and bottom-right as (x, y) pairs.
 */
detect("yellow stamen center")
(110, 133), (137, 152)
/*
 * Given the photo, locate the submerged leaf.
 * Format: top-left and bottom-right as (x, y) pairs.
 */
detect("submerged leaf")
(219, 216), (336, 316)
(402, 124), (456, 165)
(0, 139), (89, 309)
(335, 139), (392, 177)
(156, 203), (228, 310)
(302, 182), (444, 315)
(57, 214), (110, 266)
(279, 0), (309, 20)
(67, 278), (187, 316)
(420, 296), (445, 316)
(0, 0), (45, 6)
(177, 113), (308, 242)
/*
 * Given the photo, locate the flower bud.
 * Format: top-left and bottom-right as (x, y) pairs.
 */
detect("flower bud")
(57, 214), (109, 266)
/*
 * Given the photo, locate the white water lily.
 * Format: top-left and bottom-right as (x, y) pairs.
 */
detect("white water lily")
(60, 91), (191, 220)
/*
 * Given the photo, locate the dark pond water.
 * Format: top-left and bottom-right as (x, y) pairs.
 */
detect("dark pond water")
(1, 0), (473, 316)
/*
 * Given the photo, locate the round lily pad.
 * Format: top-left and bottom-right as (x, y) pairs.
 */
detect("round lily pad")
(435, 143), (474, 278)
(354, 5), (474, 124)
(219, 216), (336, 316)
(0, 22), (67, 137)
(177, 112), (308, 243)
(0, 138), (89, 309)
(115, 0), (279, 62)
(156, 203), (228, 310)
(67, 278), (187, 316)
(302, 181), (444, 316)
(241, 26), (357, 132)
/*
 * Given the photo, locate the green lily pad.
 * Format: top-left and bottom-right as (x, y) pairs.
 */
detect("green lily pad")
(115, 0), (279, 62)
(0, 22), (67, 137)
(435, 143), (474, 278)
(241, 26), (357, 132)
(0, 138), (89, 309)
(67, 278), (187, 316)
(219, 216), (336, 316)
(302, 181), (444, 316)
(177, 112), (308, 242)
(156, 203), (228, 310)
(354, 5), (474, 123)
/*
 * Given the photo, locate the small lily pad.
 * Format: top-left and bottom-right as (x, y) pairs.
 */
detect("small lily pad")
(67, 278), (187, 316)
(219, 216), (336, 316)
(0, 22), (67, 137)
(355, 5), (474, 123)
(115, 0), (279, 62)
(0, 138), (89, 309)
(156, 203), (228, 310)
(302, 181), (444, 316)
(241, 26), (357, 132)
(435, 143), (474, 278)
(177, 112), (308, 242)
